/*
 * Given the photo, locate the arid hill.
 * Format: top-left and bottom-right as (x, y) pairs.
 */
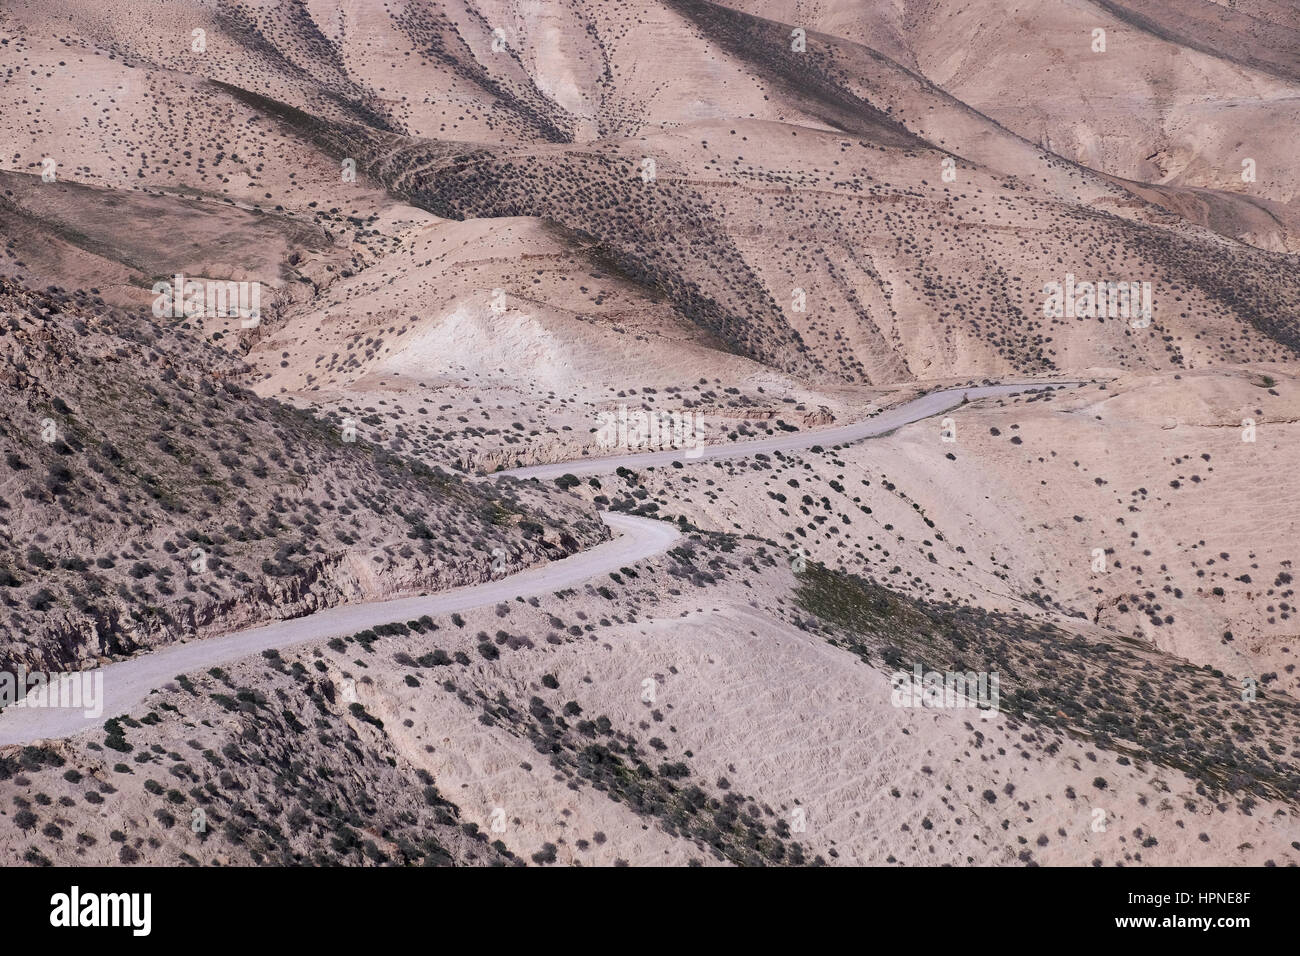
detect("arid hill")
(0, 279), (602, 675)
(0, 0), (1296, 869)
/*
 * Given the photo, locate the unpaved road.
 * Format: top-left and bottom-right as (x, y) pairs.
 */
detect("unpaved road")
(0, 513), (679, 746)
(0, 381), (1077, 746)
(497, 381), (1081, 479)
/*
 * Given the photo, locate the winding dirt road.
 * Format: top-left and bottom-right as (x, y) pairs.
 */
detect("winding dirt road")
(0, 381), (1076, 746)
(0, 513), (679, 746)
(497, 382), (1080, 479)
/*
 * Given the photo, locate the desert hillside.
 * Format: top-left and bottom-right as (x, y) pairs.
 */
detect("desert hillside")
(0, 0), (1296, 872)
(0, 279), (603, 675)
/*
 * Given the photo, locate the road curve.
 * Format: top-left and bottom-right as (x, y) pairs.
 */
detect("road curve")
(0, 381), (1079, 746)
(0, 513), (680, 747)
(496, 382), (1082, 480)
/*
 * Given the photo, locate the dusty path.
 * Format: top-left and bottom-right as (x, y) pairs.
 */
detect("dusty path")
(497, 381), (1081, 479)
(0, 513), (679, 746)
(0, 381), (1078, 746)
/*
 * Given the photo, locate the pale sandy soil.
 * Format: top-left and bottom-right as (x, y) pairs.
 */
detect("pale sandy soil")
(1, 0), (1297, 868)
